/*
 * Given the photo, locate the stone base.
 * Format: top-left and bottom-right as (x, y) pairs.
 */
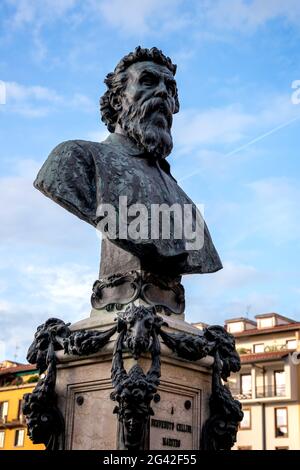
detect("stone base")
(55, 314), (213, 450)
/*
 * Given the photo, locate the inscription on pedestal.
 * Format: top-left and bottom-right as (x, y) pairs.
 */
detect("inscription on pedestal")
(150, 388), (199, 450)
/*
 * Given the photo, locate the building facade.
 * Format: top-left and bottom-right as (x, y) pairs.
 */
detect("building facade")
(0, 360), (44, 450)
(224, 313), (300, 450)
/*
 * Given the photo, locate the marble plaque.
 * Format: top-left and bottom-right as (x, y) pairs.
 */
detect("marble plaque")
(66, 379), (117, 450)
(150, 381), (202, 450)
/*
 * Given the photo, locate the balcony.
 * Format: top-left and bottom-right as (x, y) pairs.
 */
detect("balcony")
(229, 388), (252, 400)
(230, 384), (286, 400)
(0, 416), (8, 428)
(256, 384), (286, 398)
(0, 415), (25, 429)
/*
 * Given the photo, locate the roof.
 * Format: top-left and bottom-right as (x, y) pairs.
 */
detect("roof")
(0, 364), (37, 377)
(255, 312), (296, 323)
(240, 350), (290, 364)
(231, 322), (300, 337)
(225, 317), (256, 325)
(191, 321), (208, 329)
(0, 360), (23, 368)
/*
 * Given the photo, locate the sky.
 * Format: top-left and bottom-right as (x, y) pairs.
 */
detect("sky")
(0, 0), (300, 363)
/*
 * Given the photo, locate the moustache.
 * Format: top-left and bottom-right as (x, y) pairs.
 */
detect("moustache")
(139, 98), (173, 127)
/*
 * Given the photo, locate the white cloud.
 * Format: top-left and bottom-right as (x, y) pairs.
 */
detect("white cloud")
(4, 0), (186, 37)
(202, 0), (300, 32)
(174, 92), (299, 154)
(1, 80), (94, 117)
(185, 260), (259, 299)
(0, 262), (95, 362)
(22, 264), (94, 306)
(174, 105), (256, 152)
(224, 292), (280, 316)
(90, 0), (183, 34)
(5, 81), (61, 102)
(3, 81), (62, 116)
(211, 177), (300, 249)
(173, 91), (300, 185)
(0, 157), (99, 363)
(85, 129), (109, 142)
(246, 177), (300, 244)
(0, 158), (99, 250)
(183, 259), (265, 324)
(0, 300), (11, 312)
(6, 0), (300, 37)
(185, 287), (280, 326)
(69, 93), (95, 112)
(210, 260), (258, 290)
(5, 0), (78, 29)
(2, 0), (300, 67)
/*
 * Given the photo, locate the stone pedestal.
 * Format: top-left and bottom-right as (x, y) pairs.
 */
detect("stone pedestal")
(55, 312), (213, 450)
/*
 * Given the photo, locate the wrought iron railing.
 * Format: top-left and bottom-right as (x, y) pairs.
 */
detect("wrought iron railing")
(0, 414), (25, 429)
(229, 388), (252, 399)
(230, 384), (286, 399)
(255, 384), (286, 398)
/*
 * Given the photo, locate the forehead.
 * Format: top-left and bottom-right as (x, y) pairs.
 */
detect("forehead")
(125, 61), (175, 80)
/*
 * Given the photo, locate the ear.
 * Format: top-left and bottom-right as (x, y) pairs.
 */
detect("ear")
(173, 92), (180, 114)
(109, 93), (122, 112)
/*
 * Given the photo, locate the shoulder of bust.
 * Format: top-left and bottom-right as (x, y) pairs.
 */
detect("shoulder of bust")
(49, 139), (106, 156)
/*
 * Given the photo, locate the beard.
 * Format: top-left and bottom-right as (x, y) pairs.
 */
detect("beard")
(118, 97), (173, 159)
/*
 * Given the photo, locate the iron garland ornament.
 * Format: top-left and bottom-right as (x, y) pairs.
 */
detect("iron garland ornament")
(22, 318), (117, 450)
(24, 46), (243, 450)
(23, 307), (242, 450)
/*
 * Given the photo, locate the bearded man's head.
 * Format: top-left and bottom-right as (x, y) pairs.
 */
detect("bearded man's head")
(100, 46), (179, 159)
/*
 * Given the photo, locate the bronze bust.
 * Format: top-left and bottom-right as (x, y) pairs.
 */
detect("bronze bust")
(34, 46), (222, 279)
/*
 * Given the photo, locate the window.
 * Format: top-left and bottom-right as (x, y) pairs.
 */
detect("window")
(17, 399), (23, 419)
(228, 322), (244, 333)
(241, 374), (252, 398)
(274, 371), (285, 397)
(253, 343), (264, 353)
(0, 401), (8, 420)
(0, 431), (5, 448)
(240, 408), (251, 430)
(14, 429), (25, 447)
(286, 339), (297, 350)
(258, 317), (274, 328)
(275, 408), (288, 437)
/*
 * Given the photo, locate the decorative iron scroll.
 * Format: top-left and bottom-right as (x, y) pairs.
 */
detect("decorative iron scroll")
(91, 270), (185, 314)
(200, 350), (244, 450)
(24, 307), (242, 450)
(22, 346), (64, 450)
(23, 318), (117, 449)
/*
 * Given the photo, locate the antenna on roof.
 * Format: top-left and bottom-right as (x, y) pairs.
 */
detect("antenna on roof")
(13, 344), (20, 362)
(245, 305), (251, 319)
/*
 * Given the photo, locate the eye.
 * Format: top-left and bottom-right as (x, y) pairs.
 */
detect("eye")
(144, 319), (153, 329)
(166, 80), (176, 96)
(140, 74), (157, 86)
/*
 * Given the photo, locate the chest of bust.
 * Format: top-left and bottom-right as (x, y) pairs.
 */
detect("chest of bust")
(94, 146), (192, 211)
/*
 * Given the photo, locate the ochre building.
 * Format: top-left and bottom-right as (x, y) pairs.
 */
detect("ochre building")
(0, 360), (44, 450)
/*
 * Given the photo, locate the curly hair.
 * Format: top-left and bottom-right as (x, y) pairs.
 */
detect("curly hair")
(100, 46), (179, 132)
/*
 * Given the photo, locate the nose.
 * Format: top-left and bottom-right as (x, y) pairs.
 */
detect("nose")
(154, 80), (168, 99)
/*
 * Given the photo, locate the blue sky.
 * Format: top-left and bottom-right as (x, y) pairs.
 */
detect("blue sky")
(0, 0), (300, 362)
